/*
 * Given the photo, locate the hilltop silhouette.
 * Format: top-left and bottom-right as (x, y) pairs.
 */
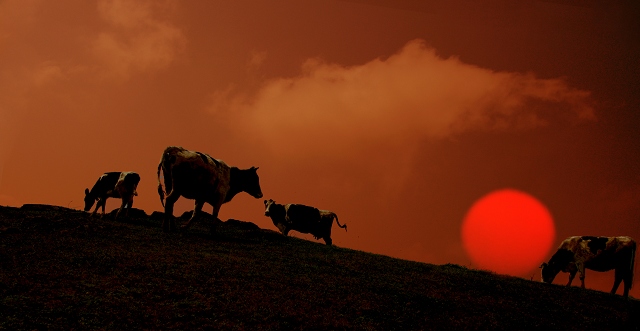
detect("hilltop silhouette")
(1, 204), (638, 329)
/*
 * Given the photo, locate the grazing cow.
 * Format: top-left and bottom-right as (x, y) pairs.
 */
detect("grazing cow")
(84, 171), (140, 219)
(540, 236), (636, 298)
(263, 199), (347, 246)
(157, 146), (263, 232)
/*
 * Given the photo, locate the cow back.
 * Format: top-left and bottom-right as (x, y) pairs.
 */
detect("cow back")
(121, 172), (141, 187)
(558, 236), (636, 272)
(91, 172), (122, 196)
(287, 204), (321, 222)
(115, 172), (141, 197)
(286, 204), (321, 234)
(164, 147), (231, 201)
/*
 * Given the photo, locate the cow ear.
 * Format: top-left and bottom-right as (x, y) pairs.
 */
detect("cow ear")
(539, 263), (548, 269)
(263, 199), (267, 204)
(85, 188), (89, 195)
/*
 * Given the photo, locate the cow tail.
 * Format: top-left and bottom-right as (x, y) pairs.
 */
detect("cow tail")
(334, 213), (347, 232)
(157, 157), (165, 207)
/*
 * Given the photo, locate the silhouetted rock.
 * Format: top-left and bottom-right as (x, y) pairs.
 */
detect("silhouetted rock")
(179, 210), (221, 223)
(0, 205), (19, 212)
(225, 219), (260, 231)
(20, 204), (78, 213)
(107, 207), (148, 218)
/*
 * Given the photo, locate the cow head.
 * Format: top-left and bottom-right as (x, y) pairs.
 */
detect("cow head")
(264, 199), (276, 217)
(540, 248), (573, 283)
(84, 188), (96, 212)
(539, 262), (560, 283)
(245, 167), (263, 199)
(225, 166), (263, 203)
(264, 199), (286, 220)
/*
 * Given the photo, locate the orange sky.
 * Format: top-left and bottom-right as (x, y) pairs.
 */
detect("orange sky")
(1, 0), (639, 296)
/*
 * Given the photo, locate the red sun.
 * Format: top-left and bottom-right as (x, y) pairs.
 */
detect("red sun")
(461, 189), (555, 276)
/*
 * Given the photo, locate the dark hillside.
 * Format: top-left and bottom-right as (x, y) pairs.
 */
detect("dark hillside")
(1, 205), (638, 330)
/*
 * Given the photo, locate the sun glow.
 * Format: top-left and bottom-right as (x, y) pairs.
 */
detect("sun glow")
(461, 189), (555, 276)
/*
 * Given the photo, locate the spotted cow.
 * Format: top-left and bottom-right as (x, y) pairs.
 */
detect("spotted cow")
(157, 146), (263, 232)
(540, 236), (636, 298)
(84, 171), (140, 219)
(263, 199), (347, 246)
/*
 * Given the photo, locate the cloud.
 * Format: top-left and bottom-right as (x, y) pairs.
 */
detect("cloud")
(92, 0), (186, 79)
(32, 62), (65, 86)
(248, 50), (268, 71)
(232, 40), (593, 157)
(0, 1), (90, 174)
(218, 39), (594, 194)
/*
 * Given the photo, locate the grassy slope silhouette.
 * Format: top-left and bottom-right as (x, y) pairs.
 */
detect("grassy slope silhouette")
(1, 204), (638, 330)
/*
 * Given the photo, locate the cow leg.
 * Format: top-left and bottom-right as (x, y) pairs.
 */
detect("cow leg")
(91, 200), (100, 217)
(577, 264), (586, 289)
(624, 255), (634, 298)
(115, 198), (126, 220)
(211, 202), (223, 222)
(100, 198), (107, 218)
(276, 223), (288, 236)
(611, 269), (623, 295)
(323, 236), (333, 246)
(613, 268), (632, 298)
(114, 200), (127, 220)
(182, 200), (204, 229)
(623, 275), (631, 298)
(93, 199), (106, 218)
(163, 191), (180, 232)
(324, 222), (333, 245)
(321, 226), (332, 245)
(126, 197), (133, 216)
(567, 271), (576, 286)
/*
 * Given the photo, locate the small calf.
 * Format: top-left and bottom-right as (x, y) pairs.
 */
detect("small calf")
(264, 199), (346, 246)
(84, 171), (140, 219)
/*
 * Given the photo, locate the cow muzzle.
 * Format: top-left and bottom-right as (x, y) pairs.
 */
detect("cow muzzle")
(250, 190), (263, 199)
